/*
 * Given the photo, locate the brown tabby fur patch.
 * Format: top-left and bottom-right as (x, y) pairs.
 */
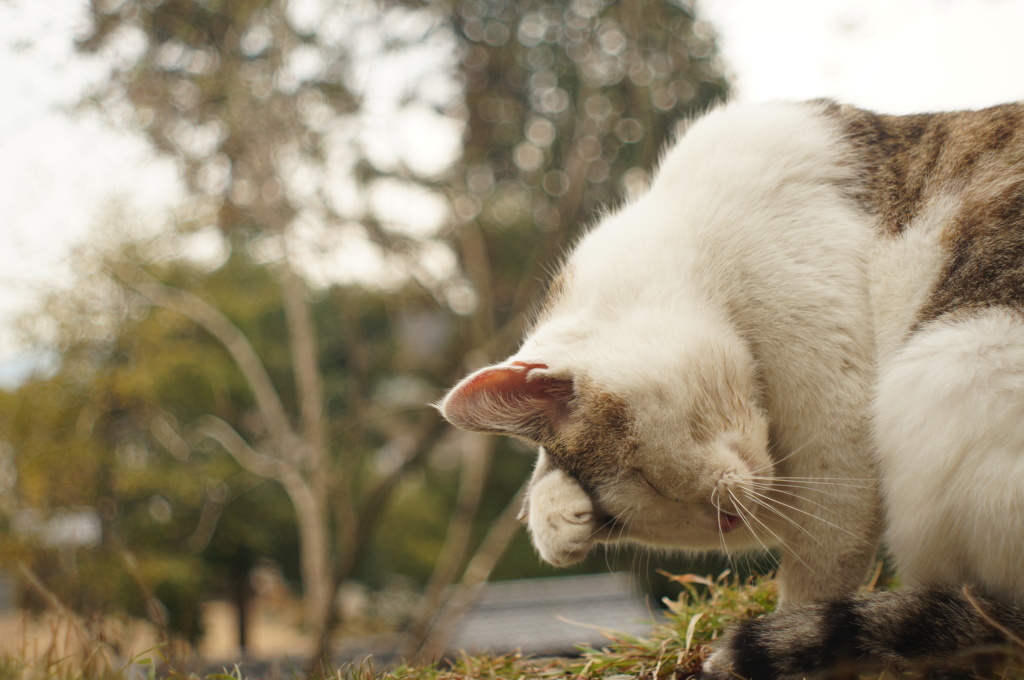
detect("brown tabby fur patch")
(540, 380), (637, 494)
(820, 101), (1024, 326)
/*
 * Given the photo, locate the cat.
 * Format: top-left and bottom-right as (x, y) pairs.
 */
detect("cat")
(438, 100), (1024, 678)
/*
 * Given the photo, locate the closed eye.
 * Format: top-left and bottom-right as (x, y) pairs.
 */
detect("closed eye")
(632, 466), (685, 503)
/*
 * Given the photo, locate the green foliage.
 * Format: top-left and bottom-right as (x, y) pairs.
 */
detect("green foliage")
(0, 226), (463, 639)
(358, 470), (456, 588)
(0, 249), (297, 642)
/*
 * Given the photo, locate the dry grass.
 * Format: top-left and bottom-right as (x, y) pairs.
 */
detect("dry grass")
(0, 571), (774, 680)
(345, 571), (777, 680)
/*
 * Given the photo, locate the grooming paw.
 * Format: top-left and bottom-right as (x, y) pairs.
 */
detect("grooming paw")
(526, 468), (608, 567)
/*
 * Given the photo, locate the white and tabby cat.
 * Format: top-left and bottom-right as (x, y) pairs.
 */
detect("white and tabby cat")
(439, 100), (1024, 678)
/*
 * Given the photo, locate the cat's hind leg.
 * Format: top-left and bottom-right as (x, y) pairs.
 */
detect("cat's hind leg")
(874, 308), (1024, 602)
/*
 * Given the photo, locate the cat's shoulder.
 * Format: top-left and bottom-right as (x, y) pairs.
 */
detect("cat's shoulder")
(654, 100), (855, 194)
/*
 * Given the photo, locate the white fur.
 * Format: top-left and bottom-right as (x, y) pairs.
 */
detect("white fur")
(869, 194), (957, 366)
(523, 450), (616, 567)
(509, 102), (882, 604)
(874, 308), (1024, 604)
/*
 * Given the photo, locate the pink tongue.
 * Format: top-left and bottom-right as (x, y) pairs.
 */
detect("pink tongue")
(718, 512), (743, 533)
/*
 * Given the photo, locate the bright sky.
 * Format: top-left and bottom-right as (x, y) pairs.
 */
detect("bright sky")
(2, 0), (1024, 384)
(700, 0), (1024, 112)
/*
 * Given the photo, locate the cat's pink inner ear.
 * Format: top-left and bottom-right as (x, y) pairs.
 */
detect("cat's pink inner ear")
(440, 363), (572, 437)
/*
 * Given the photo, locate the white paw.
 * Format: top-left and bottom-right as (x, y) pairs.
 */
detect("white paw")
(526, 468), (608, 567)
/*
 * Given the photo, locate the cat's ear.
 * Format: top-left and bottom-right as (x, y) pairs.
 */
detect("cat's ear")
(438, 362), (573, 439)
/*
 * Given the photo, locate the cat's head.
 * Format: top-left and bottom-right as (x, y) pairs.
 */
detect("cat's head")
(438, 274), (773, 553)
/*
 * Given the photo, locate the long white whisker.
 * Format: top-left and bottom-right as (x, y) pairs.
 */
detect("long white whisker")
(759, 475), (877, 483)
(614, 506), (636, 543)
(750, 427), (831, 475)
(762, 479), (877, 489)
(638, 501), (654, 538)
(727, 488), (790, 558)
(744, 482), (847, 522)
(742, 484), (867, 543)
(741, 488), (829, 550)
(743, 482), (837, 515)
(587, 515), (619, 544)
(604, 507), (636, 572)
(727, 490), (775, 554)
(752, 477), (878, 491)
(745, 477), (845, 501)
(729, 489), (816, 573)
(628, 504), (643, 538)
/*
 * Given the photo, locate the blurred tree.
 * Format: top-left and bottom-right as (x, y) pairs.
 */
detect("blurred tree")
(0, 235), (450, 649)
(0, 256), (236, 646)
(28, 0), (732, 659)
(74, 0), (460, 649)
(445, 0), (729, 336)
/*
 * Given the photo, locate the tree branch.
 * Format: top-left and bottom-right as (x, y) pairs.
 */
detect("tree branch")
(347, 416), (449, 570)
(310, 416), (448, 660)
(280, 260), (327, 460)
(186, 475), (266, 554)
(146, 410), (192, 462)
(192, 414), (294, 481)
(407, 481), (528, 661)
(116, 266), (296, 449)
(400, 432), (494, 657)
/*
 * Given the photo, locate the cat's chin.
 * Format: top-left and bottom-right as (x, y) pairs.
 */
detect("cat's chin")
(606, 505), (756, 550)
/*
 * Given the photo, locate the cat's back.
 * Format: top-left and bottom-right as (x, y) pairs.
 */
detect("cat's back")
(555, 102), (875, 323)
(824, 102), (1024, 332)
(541, 100), (1024, 373)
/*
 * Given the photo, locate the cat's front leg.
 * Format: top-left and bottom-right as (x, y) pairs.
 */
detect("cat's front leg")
(520, 448), (615, 567)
